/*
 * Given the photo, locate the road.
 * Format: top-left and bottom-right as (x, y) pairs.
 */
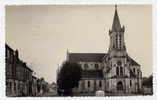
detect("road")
(42, 91), (58, 97)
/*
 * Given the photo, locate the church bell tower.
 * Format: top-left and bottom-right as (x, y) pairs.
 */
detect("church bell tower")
(108, 5), (127, 58)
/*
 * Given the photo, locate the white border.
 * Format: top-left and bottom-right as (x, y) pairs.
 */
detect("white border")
(0, 0), (156, 100)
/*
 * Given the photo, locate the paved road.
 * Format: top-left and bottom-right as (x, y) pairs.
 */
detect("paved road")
(42, 91), (58, 96)
(38, 91), (144, 97)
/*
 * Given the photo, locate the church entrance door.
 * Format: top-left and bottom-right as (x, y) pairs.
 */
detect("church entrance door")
(117, 81), (123, 91)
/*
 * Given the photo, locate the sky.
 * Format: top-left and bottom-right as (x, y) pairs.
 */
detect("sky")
(6, 5), (152, 83)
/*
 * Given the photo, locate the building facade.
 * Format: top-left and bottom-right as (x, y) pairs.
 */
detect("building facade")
(5, 44), (34, 96)
(65, 6), (142, 94)
(32, 75), (38, 96)
(6, 44), (15, 96)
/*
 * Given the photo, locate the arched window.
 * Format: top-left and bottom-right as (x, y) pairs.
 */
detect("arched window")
(133, 68), (135, 73)
(130, 80), (132, 87)
(99, 81), (102, 87)
(119, 34), (122, 49)
(116, 35), (118, 48)
(84, 63), (88, 70)
(120, 67), (123, 76)
(88, 81), (90, 88)
(117, 81), (123, 91)
(116, 67), (119, 76)
(137, 69), (140, 77)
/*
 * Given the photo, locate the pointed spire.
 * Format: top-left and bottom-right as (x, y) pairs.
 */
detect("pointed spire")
(66, 49), (69, 61)
(112, 5), (121, 32)
(115, 4), (117, 10)
(67, 49), (69, 54)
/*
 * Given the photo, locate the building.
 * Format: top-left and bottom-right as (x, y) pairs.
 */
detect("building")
(49, 82), (57, 93)
(32, 75), (38, 96)
(5, 44), (15, 96)
(5, 44), (34, 96)
(36, 78), (49, 96)
(65, 6), (142, 94)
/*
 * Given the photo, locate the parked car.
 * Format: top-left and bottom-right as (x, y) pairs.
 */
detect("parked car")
(95, 90), (105, 96)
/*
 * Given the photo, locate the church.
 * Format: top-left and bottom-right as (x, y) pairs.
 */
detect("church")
(66, 6), (142, 94)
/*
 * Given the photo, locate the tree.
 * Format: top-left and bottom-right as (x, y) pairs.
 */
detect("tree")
(57, 61), (82, 96)
(143, 75), (153, 88)
(37, 77), (45, 95)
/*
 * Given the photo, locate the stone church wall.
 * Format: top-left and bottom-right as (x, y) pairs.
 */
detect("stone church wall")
(76, 79), (104, 93)
(79, 62), (102, 70)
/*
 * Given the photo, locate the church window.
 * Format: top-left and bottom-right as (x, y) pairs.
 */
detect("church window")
(95, 64), (99, 70)
(88, 81), (90, 88)
(116, 35), (118, 48)
(117, 81), (123, 91)
(130, 80), (132, 87)
(117, 61), (122, 66)
(14, 83), (16, 91)
(118, 35), (119, 49)
(137, 69), (140, 77)
(119, 35), (122, 49)
(120, 67), (123, 76)
(115, 35), (117, 41)
(99, 81), (102, 87)
(84, 63), (88, 70)
(133, 68), (135, 74)
(116, 67), (119, 76)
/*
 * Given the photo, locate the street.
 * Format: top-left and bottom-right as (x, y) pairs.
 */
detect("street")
(42, 91), (58, 97)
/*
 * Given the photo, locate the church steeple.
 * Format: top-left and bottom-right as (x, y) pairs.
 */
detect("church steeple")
(108, 5), (127, 56)
(112, 5), (121, 32)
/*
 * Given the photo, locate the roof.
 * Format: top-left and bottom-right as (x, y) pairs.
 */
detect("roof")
(112, 6), (121, 32)
(82, 70), (103, 78)
(22, 62), (33, 72)
(32, 75), (37, 79)
(5, 44), (14, 52)
(68, 53), (107, 62)
(128, 57), (140, 66)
